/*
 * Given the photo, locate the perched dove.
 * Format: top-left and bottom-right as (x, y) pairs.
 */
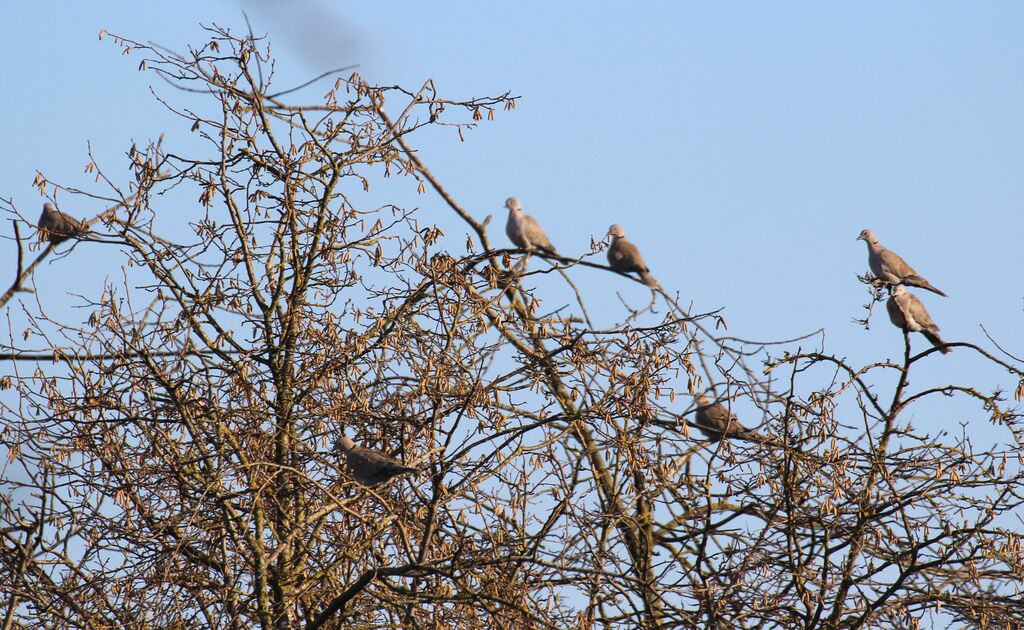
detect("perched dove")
(856, 229), (947, 297)
(607, 225), (659, 288)
(886, 286), (951, 354)
(692, 393), (763, 442)
(505, 197), (557, 255)
(338, 436), (419, 487)
(38, 203), (85, 245)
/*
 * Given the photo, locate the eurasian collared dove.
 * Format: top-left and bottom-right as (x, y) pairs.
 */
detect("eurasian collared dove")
(38, 203), (85, 245)
(607, 225), (659, 288)
(691, 393), (763, 442)
(856, 229), (947, 297)
(505, 197), (557, 255)
(338, 436), (419, 486)
(886, 286), (951, 354)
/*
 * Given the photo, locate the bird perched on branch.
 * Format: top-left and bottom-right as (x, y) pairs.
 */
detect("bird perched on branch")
(886, 286), (951, 354)
(505, 197), (557, 255)
(337, 436), (419, 487)
(38, 203), (86, 245)
(691, 393), (767, 443)
(856, 228), (947, 297)
(607, 224), (659, 288)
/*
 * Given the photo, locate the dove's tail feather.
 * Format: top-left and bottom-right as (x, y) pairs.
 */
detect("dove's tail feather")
(903, 276), (947, 297)
(922, 330), (952, 354)
(639, 271), (660, 289)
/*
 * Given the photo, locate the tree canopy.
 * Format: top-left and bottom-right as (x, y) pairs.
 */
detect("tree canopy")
(2, 26), (1023, 629)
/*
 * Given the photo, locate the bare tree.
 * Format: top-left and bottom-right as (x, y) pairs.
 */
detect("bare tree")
(2, 25), (1023, 629)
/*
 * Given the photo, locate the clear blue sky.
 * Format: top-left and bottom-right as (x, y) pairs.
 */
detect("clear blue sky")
(2, 3), (1022, 435)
